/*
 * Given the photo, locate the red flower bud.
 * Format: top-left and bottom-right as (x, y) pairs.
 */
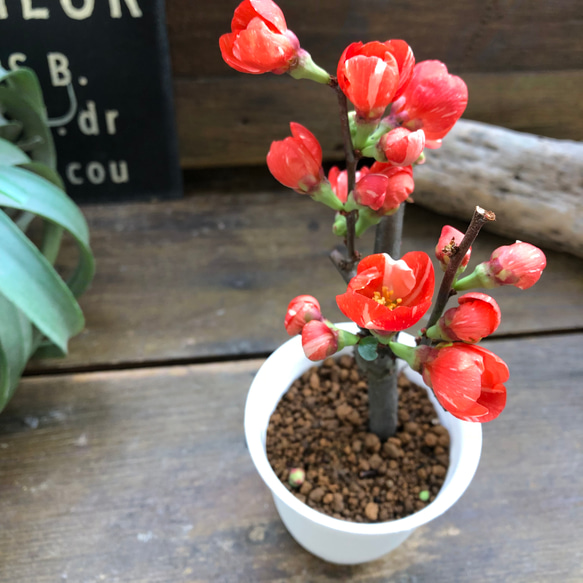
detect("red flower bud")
(379, 127), (425, 166)
(336, 252), (434, 333)
(284, 295), (322, 336)
(369, 163), (415, 215)
(301, 320), (339, 361)
(219, 0), (301, 75)
(353, 173), (388, 211)
(484, 242), (547, 290)
(435, 225), (472, 272)
(436, 293), (501, 343)
(328, 166), (370, 204)
(418, 344), (508, 423)
(390, 60), (468, 141)
(267, 122), (324, 193)
(337, 40), (414, 121)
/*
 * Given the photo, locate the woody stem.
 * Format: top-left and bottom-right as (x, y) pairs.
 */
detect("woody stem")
(422, 206), (496, 341)
(332, 79), (358, 264)
(374, 204), (406, 258)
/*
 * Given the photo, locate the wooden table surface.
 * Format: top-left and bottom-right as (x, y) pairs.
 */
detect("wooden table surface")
(1, 179), (582, 582)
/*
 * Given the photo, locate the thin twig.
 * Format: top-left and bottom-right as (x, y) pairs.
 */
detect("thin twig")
(329, 248), (357, 283)
(331, 79), (359, 266)
(345, 210), (358, 262)
(422, 206), (496, 339)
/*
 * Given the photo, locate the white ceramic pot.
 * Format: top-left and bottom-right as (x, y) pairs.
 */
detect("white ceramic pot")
(244, 325), (482, 565)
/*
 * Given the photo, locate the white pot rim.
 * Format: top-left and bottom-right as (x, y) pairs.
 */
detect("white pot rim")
(245, 324), (482, 536)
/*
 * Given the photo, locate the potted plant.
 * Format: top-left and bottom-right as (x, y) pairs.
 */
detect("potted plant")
(220, 0), (547, 564)
(0, 65), (95, 412)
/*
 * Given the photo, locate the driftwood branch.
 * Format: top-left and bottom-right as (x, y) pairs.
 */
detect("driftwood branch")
(413, 120), (583, 258)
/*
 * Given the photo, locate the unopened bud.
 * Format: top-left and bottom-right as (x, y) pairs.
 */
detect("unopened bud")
(419, 490), (430, 502)
(288, 467), (305, 488)
(435, 225), (471, 272)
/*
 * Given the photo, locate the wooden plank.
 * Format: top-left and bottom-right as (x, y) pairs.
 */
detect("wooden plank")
(2, 334), (582, 581)
(28, 190), (583, 372)
(174, 70), (583, 168)
(166, 0), (583, 78)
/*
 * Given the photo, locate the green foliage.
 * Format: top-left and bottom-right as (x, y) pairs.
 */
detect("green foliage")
(357, 335), (379, 362)
(0, 66), (95, 412)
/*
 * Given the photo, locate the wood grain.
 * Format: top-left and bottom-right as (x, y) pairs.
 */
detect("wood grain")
(174, 70), (583, 168)
(2, 334), (582, 582)
(166, 0), (583, 78)
(27, 191), (583, 372)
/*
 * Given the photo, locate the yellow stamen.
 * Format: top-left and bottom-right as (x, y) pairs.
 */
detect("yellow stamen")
(372, 286), (403, 310)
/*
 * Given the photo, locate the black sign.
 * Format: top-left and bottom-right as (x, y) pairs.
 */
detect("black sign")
(0, 0), (182, 203)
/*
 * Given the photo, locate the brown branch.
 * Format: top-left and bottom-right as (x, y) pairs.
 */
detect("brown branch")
(331, 79), (359, 267)
(422, 206), (496, 341)
(329, 248), (357, 283)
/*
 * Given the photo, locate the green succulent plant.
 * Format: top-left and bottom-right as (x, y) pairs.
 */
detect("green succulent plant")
(0, 66), (95, 412)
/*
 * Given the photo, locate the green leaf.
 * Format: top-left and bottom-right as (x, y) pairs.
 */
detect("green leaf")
(0, 165), (95, 296)
(0, 293), (33, 409)
(0, 137), (31, 166)
(0, 67), (46, 118)
(0, 86), (55, 166)
(0, 339), (10, 411)
(0, 116), (23, 142)
(357, 336), (379, 361)
(18, 161), (65, 189)
(0, 209), (83, 353)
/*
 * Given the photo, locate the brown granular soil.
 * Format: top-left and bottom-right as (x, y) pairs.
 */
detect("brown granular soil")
(265, 354), (450, 523)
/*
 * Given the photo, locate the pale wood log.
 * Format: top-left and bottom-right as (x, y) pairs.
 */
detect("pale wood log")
(2, 334), (583, 581)
(414, 120), (583, 258)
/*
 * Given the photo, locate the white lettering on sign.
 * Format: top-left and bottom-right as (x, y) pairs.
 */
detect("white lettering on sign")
(109, 0), (142, 18)
(109, 160), (129, 183)
(22, 0), (49, 19)
(47, 52), (71, 87)
(66, 161), (130, 185)
(78, 101), (99, 135)
(66, 162), (83, 185)
(0, 0), (142, 19)
(105, 110), (119, 135)
(8, 53), (27, 69)
(60, 0), (94, 20)
(86, 161), (106, 184)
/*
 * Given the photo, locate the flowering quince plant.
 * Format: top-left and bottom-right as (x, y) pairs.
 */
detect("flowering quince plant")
(220, 0), (547, 440)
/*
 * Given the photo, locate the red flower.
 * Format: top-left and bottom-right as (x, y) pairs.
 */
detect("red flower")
(284, 295), (322, 336)
(435, 293), (501, 343)
(328, 166), (370, 204)
(484, 242), (547, 290)
(379, 127), (425, 166)
(390, 60), (468, 141)
(219, 0), (300, 75)
(369, 163), (414, 214)
(328, 166), (387, 210)
(337, 40), (415, 121)
(418, 344), (508, 423)
(302, 320), (338, 361)
(435, 225), (471, 271)
(267, 122), (323, 193)
(336, 252), (434, 333)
